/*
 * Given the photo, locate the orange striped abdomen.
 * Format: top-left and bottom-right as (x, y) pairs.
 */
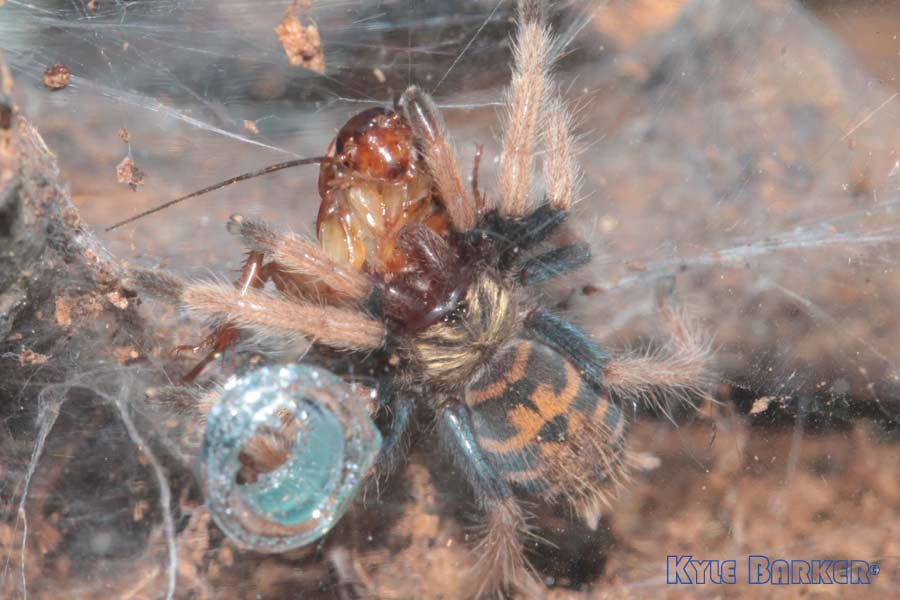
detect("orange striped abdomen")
(464, 339), (628, 507)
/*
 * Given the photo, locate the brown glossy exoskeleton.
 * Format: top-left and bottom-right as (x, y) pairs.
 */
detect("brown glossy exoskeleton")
(315, 106), (450, 273)
(126, 1), (713, 596)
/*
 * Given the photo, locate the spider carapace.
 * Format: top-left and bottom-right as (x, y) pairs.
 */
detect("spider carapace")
(132, 1), (711, 596)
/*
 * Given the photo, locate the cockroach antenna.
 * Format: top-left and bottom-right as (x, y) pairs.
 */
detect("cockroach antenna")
(104, 156), (328, 232)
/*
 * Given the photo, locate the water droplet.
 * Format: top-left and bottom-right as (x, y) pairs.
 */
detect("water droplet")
(198, 365), (381, 552)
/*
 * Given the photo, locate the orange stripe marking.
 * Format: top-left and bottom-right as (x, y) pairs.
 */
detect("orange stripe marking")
(466, 340), (531, 406)
(479, 356), (581, 453)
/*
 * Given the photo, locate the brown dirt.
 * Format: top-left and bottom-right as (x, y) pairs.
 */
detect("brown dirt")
(3, 1), (900, 599)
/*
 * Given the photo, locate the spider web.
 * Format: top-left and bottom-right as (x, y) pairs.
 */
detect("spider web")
(2, 0), (900, 597)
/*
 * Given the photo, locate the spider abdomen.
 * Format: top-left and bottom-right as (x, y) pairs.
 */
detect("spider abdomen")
(465, 338), (629, 514)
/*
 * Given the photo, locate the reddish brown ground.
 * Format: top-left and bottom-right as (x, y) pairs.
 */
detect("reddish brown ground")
(3, 0), (900, 598)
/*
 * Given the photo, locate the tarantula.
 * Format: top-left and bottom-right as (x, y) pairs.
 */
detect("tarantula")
(130, 1), (711, 596)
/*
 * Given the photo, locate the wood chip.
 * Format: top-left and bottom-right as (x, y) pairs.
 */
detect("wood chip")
(749, 396), (773, 414)
(19, 349), (49, 366)
(626, 260), (647, 272)
(42, 64), (70, 90)
(114, 346), (139, 364)
(54, 297), (72, 327)
(116, 156), (145, 191)
(275, 7), (325, 74)
(106, 290), (129, 309)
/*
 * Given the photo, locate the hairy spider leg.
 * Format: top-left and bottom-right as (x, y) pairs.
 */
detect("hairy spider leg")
(398, 86), (477, 232)
(498, 0), (552, 218)
(518, 242), (592, 285)
(373, 382), (414, 481)
(542, 95), (579, 212)
(178, 216), (376, 381)
(476, 203), (568, 268)
(228, 215), (372, 301)
(177, 251), (275, 382)
(181, 282), (385, 351)
(526, 309), (610, 390)
(436, 399), (542, 599)
(531, 297), (713, 420)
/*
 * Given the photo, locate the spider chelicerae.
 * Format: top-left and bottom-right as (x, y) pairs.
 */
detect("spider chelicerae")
(130, 1), (712, 596)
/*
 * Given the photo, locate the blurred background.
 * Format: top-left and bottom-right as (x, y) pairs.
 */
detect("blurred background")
(2, 0), (900, 598)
